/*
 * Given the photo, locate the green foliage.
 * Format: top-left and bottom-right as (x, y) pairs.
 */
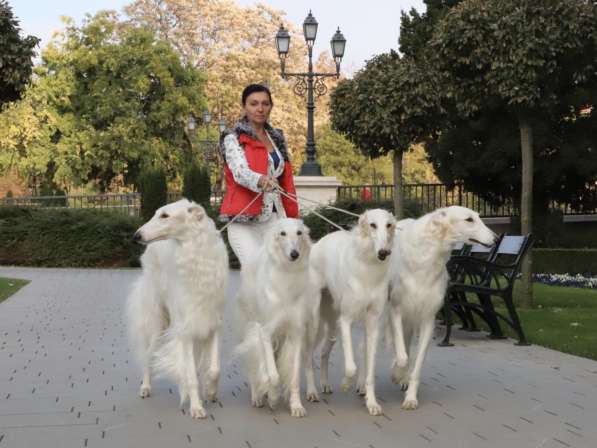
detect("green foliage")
(426, 108), (597, 212)
(315, 124), (393, 185)
(182, 163), (211, 209)
(533, 249), (597, 274)
(0, 0), (40, 107)
(330, 52), (441, 158)
(425, 1), (597, 213)
(139, 168), (167, 222)
(302, 198), (423, 242)
(0, 207), (143, 267)
(0, 11), (206, 191)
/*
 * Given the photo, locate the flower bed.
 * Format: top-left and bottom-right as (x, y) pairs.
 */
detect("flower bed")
(533, 273), (597, 289)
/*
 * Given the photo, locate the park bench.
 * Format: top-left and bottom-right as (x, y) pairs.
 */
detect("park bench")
(440, 234), (534, 346)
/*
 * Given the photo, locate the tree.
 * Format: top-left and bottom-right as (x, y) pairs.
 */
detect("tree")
(0, 0), (40, 107)
(125, 0), (340, 173)
(330, 51), (441, 218)
(0, 11), (207, 191)
(316, 124), (392, 185)
(429, 0), (597, 306)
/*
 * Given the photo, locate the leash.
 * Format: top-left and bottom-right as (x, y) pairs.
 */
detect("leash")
(217, 192), (264, 233)
(275, 186), (360, 218)
(275, 187), (348, 232)
(217, 185), (361, 234)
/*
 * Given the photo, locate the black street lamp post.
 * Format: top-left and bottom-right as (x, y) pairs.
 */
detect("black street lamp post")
(275, 11), (346, 176)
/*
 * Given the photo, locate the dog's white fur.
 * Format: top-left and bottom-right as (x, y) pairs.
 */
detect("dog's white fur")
(127, 199), (228, 419)
(236, 218), (315, 417)
(309, 209), (396, 416)
(387, 206), (496, 410)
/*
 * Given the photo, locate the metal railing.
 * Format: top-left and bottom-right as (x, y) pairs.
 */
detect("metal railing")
(0, 191), (222, 216)
(337, 183), (597, 217)
(2, 184), (595, 218)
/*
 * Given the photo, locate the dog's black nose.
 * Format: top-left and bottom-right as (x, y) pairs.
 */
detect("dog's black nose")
(290, 250), (300, 261)
(133, 231), (142, 243)
(378, 249), (391, 260)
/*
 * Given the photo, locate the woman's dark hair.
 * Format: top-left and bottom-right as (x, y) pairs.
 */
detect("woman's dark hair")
(241, 84), (273, 106)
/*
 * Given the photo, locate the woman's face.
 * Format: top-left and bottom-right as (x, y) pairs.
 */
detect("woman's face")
(243, 91), (272, 126)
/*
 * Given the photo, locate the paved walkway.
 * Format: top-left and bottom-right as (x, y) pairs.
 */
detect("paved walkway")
(0, 267), (596, 448)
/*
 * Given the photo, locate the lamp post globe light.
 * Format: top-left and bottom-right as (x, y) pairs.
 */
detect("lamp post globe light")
(275, 11), (346, 176)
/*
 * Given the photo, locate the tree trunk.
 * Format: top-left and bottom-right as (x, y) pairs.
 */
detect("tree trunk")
(519, 116), (534, 308)
(393, 150), (404, 219)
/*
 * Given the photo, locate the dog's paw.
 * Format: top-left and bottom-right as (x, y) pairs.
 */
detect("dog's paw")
(268, 390), (280, 409)
(321, 383), (333, 394)
(401, 398), (418, 410)
(341, 374), (356, 392)
(391, 362), (409, 385)
(367, 401), (384, 416)
(139, 384), (151, 398)
(189, 405), (207, 419)
(251, 397), (265, 408)
(306, 391), (320, 402)
(355, 384), (366, 396)
(290, 405), (307, 418)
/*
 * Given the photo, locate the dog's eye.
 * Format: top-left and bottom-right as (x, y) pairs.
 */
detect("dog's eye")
(370, 223), (377, 229)
(280, 231), (286, 236)
(386, 223), (393, 229)
(297, 230), (302, 236)
(160, 213), (169, 219)
(465, 217), (474, 223)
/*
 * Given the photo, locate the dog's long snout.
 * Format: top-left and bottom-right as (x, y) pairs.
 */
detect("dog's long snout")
(290, 249), (300, 261)
(377, 249), (391, 261)
(133, 231), (142, 243)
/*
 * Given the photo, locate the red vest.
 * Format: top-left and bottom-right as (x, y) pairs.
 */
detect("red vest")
(220, 133), (299, 219)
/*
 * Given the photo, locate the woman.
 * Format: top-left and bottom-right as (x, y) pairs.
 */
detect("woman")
(219, 84), (299, 265)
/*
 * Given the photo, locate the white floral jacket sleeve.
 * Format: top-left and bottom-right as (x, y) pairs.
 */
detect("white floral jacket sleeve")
(223, 134), (262, 193)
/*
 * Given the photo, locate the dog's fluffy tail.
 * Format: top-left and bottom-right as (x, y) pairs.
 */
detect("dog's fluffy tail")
(152, 326), (208, 405)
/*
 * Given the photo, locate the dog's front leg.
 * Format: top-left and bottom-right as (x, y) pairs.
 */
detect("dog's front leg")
(389, 305), (409, 388)
(339, 316), (357, 391)
(290, 338), (307, 417)
(364, 307), (383, 416)
(260, 327), (280, 408)
(402, 318), (434, 410)
(183, 339), (206, 418)
(304, 321), (320, 402)
(204, 331), (220, 402)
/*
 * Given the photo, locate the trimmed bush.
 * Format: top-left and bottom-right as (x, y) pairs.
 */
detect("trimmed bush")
(182, 163), (211, 209)
(533, 248), (597, 275)
(0, 208), (143, 267)
(139, 168), (167, 222)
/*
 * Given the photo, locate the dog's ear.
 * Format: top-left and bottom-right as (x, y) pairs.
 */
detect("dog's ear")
(187, 205), (205, 221)
(430, 209), (449, 235)
(358, 212), (369, 237)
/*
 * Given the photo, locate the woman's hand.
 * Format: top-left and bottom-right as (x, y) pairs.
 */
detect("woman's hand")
(258, 175), (278, 192)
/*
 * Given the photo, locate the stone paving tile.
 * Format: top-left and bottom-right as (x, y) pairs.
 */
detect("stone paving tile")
(1, 267), (596, 448)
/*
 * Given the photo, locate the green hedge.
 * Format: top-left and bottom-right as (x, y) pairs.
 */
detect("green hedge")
(533, 249), (597, 274)
(0, 206), (242, 269)
(0, 207), (143, 267)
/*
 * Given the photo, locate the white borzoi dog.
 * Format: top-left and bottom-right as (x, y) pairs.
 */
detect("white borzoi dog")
(309, 209), (396, 416)
(387, 206), (497, 410)
(127, 199), (228, 419)
(236, 218), (315, 417)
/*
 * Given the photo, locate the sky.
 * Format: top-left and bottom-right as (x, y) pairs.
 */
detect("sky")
(12, 0), (427, 73)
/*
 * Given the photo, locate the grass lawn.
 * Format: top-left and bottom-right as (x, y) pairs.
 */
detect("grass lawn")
(0, 277), (29, 304)
(463, 282), (597, 361)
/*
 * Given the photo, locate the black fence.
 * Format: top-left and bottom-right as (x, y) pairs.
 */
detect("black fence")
(337, 183), (597, 217)
(0, 191), (220, 216)
(2, 184), (595, 218)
